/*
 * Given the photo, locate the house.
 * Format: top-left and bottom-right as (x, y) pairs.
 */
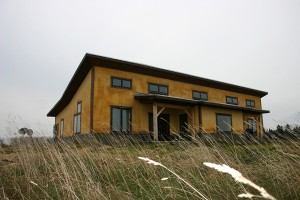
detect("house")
(47, 54), (269, 141)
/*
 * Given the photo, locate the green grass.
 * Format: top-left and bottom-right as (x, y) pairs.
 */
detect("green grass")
(0, 136), (300, 199)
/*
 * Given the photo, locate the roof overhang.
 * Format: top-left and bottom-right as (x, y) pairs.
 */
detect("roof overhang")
(134, 93), (270, 114)
(48, 53), (269, 117)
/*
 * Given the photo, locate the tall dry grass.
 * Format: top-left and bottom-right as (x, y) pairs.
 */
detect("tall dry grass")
(0, 132), (300, 200)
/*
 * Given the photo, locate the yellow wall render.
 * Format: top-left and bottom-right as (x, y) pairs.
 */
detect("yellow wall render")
(92, 67), (260, 134)
(55, 70), (92, 136)
(201, 106), (244, 133)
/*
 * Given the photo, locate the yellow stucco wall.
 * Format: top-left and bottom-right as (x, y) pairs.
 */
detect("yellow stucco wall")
(55, 70), (92, 136)
(54, 65), (266, 136)
(201, 106), (244, 133)
(92, 67), (263, 134)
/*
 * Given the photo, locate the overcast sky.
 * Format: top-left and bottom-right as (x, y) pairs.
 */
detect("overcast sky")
(1, 0), (300, 138)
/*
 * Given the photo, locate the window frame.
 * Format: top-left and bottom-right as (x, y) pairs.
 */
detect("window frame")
(110, 106), (132, 132)
(192, 90), (208, 101)
(111, 76), (132, 89)
(246, 99), (255, 107)
(60, 119), (64, 137)
(216, 113), (232, 133)
(226, 96), (238, 105)
(247, 118), (257, 133)
(148, 82), (169, 95)
(74, 101), (82, 134)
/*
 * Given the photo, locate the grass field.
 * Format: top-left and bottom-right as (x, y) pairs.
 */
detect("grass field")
(0, 135), (299, 200)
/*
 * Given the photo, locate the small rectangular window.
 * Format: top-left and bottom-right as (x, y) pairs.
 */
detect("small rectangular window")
(192, 91), (208, 100)
(74, 102), (82, 134)
(159, 85), (168, 94)
(246, 100), (255, 107)
(148, 83), (168, 95)
(74, 115), (77, 133)
(111, 107), (131, 132)
(77, 102), (82, 113)
(149, 84), (159, 93)
(111, 76), (132, 89)
(60, 119), (64, 137)
(216, 114), (232, 132)
(226, 96), (238, 105)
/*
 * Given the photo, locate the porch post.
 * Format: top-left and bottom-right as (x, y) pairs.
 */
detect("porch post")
(191, 109), (195, 140)
(153, 105), (158, 141)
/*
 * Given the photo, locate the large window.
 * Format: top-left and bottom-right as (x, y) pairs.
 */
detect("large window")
(247, 118), (257, 133)
(74, 101), (81, 134)
(226, 96), (238, 105)
(111, 107), (132, 132)
(148, 83), (168, 95)
(111, 76), (132, 89)
(192, 90), (208, 100)
(216, 114), (232, 132)
(60, 119), (64, 137)
(246, 100), (255, 107)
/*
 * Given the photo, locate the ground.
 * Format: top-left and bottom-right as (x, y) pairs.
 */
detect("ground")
(0, 137), (300, 200)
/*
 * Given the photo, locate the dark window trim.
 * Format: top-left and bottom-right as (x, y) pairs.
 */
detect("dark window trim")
(148, 82), (169, 95)
(216, 113), (232, 133)
(77, 101), (82, 113)
(246, 99), (255, 107)
(111, 76), (132, 89)
(74, 101), (82, 134)
(247, 117), (257, 133)
(110, 106), (132, 132)
(192, 90), (208, 101)
(226, 96), (238, 105)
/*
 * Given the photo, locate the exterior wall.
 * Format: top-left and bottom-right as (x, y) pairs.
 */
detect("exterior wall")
(92, 67), (258, 134)
(201, 106), (244, 133)
(55, 70), (92, 136)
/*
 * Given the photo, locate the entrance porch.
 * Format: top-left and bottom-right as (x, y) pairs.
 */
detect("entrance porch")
(134, 93), (199, 141)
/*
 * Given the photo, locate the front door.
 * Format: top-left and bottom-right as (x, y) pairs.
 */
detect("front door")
(149, 113), (170, 141)
(179, 114), (191, 140)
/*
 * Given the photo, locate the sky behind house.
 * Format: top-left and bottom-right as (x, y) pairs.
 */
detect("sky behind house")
(1, 0), (300, 138)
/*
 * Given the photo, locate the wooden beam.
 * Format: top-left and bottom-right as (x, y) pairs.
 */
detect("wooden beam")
(154, 102), (192, 110)
(153, 105), (158, 141)
(157, 106), (165, 116)
(191, 109), (195, 139)
(184, 109), (192, 119)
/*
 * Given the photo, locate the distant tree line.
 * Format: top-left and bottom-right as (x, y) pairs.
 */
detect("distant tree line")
(265, 124), (300, 140)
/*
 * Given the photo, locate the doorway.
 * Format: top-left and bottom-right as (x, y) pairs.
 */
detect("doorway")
(179, 114), (191, 140)
(149, 113), (170, 141)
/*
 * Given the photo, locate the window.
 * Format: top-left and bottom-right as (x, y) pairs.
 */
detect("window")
(247, 118), (257, 133)
(148, 83), (168, 95)
(111, 76), (132, 89)
(246, 100), (255, 107)
(226, 96), (238, 105)
(111, 107), (131, 132)
(74, 101), (81, 134)
(216, 114), (232, 132)
(60, 119), (64, 137)
(192, 91), (208, 100)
